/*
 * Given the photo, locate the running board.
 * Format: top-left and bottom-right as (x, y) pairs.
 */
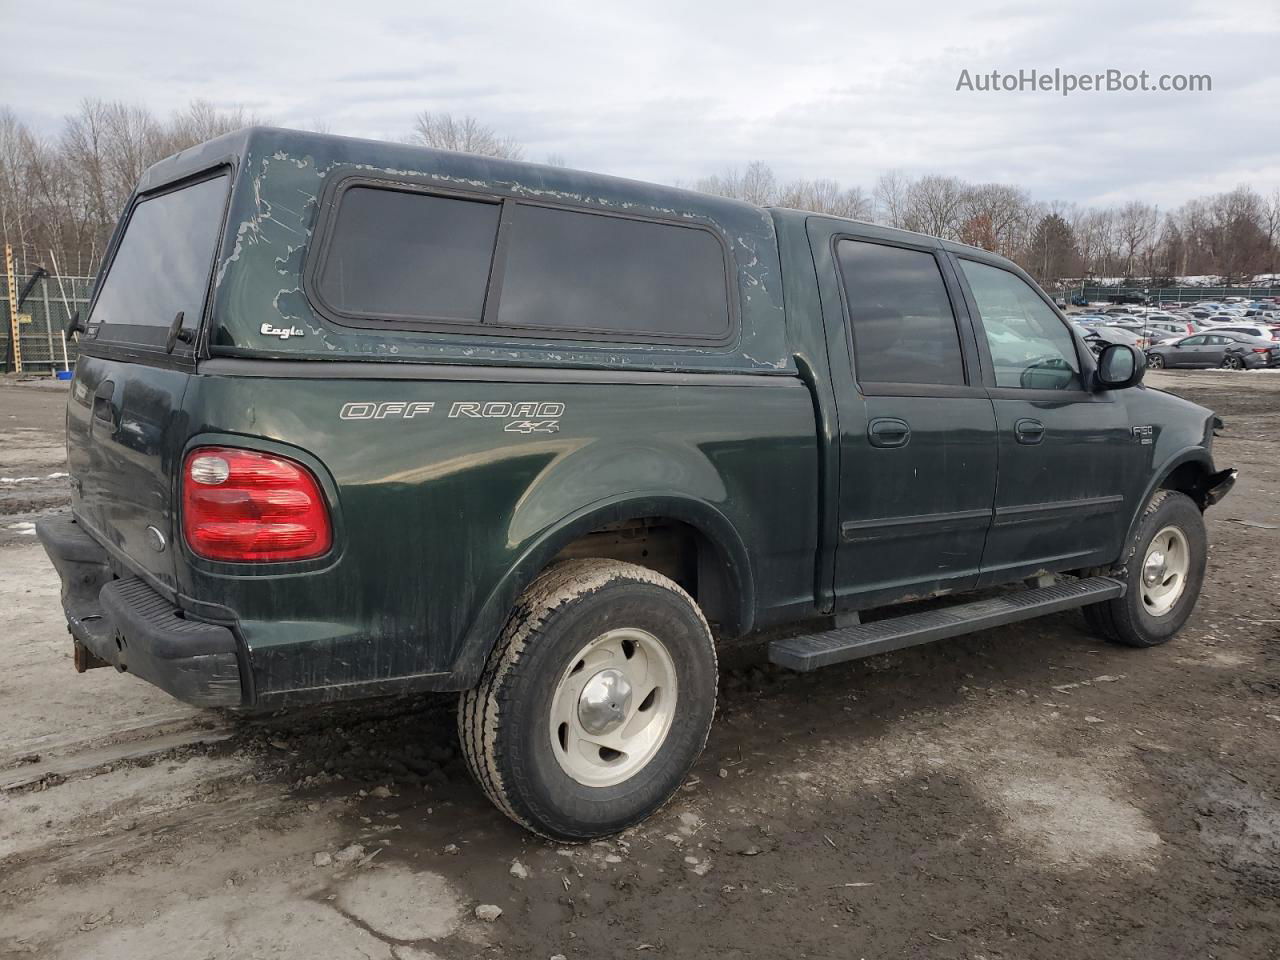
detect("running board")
(769, 576), (1125, 672)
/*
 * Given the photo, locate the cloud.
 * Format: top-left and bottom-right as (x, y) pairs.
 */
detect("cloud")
(1, 0), (1276, 207)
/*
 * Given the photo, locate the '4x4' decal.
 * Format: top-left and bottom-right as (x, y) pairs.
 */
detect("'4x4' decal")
(504, 420), (560, 434)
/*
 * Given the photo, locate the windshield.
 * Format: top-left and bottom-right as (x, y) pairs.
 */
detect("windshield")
(87, 173), (229, 350)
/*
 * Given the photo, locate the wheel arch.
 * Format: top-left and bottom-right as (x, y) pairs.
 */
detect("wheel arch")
(449, 494), (755, 687)
(1122, 447), (1216, 551)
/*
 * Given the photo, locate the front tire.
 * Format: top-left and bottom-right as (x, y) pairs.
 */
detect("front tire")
(1147, 353), (1165, 369)
(1083, 490), (1207, 647)
(458, 559), (717, 841)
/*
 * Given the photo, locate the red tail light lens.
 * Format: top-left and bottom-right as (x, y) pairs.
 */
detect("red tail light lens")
(1252, 347), (1270, 354)
(182, 446), (332, 562)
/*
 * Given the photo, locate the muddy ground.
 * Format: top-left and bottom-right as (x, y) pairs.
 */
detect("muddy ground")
(1, 372), (1277, 960)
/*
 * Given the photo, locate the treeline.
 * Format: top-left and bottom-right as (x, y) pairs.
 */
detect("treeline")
(695, 164), (1280, 286)
(2, 100), (1278, 287)
(0, 100), (265, 276)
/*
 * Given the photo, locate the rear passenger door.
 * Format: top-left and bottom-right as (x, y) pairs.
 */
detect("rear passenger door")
(809, 222), (998, 610)
(952, 257), (1134, 583)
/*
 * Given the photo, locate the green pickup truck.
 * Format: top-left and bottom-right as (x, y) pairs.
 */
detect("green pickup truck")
(38, 128), (1234, 840)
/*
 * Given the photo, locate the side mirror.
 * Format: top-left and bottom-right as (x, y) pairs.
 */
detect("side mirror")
(1096, 343), (1145, 390)
(64, 310), (84, 342)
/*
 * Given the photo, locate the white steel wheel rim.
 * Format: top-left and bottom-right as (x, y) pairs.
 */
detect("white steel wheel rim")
(1140, 525), (1190, 617)
(548, 627), (678, 788)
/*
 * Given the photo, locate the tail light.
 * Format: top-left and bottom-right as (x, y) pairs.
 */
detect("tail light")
(1252, 347), (1270, 354)
(182, 446), (332, 562)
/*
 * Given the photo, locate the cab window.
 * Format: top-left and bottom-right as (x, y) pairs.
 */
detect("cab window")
(960, 260), (1081, 390)
(836, 239), (966, 386)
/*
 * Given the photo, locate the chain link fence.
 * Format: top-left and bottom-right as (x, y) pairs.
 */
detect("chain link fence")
(1077, 283), (1280, 304)
(1, 273), (93, 374)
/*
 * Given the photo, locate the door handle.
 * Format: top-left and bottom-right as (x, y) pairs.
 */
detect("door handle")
(868, 417), (911, 448)
(91, 380), (117, 434)
(1015, 418), (1045, 444)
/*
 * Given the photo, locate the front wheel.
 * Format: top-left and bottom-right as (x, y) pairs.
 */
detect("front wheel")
(1083, 490), (1207, 647)
(458, 559), (717, 841)
(1147, 353), (1165, 369)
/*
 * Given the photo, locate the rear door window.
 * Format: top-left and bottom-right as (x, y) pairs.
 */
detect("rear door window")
(835, 239), (966, 386)
(88, 173), (229, 349)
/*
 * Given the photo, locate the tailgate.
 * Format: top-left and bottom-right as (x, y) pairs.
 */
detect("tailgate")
(67, 355), (190, 588)
(66, 170), (231, 590)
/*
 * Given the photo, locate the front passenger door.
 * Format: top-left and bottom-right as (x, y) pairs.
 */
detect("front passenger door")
(955, 258), (1136, 584)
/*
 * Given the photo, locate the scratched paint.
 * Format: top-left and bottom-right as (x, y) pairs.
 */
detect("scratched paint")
(193, 128), (791, 373)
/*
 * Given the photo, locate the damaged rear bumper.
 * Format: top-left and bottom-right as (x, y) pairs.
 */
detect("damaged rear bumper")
(35, 512), (244, 708)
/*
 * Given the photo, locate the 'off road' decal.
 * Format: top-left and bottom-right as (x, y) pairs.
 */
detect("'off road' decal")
(339, 400), (564, 434)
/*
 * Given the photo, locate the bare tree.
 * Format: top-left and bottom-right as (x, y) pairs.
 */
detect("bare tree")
(903, 175), (967, 239)
(777, 178), (873, 219)
(696, 161), (778, 206)
(409, 112), (523, 160)
(958, 183), (1032, 256)
(1116, 200), (1159, 278)
(873, 170), (911, 228)
(163, 99), (259, 152)
(1263, 187), (1280, 276)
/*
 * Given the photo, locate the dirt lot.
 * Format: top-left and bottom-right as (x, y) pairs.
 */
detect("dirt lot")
(1, 372), (1277, 960)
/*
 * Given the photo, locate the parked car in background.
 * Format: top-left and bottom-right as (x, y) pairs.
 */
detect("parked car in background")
(1212, 324), (1280, 342)
(1146, 332), (1280, 369)
(1078, 325), (1149, 356)
(1144, 318), (1201, 338)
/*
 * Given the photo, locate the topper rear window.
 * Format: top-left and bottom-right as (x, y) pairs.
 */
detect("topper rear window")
(87, 173), (229, 349)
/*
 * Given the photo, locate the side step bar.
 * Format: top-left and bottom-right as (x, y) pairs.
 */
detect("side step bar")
(769, 576), (1125, 672)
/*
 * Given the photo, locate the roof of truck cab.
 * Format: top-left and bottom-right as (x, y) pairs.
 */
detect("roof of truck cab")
(767, 206), (1028, 275)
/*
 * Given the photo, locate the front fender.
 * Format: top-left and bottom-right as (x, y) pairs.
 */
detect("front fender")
(1122, 445), (1215, 550)
(449, 493), (754, 687)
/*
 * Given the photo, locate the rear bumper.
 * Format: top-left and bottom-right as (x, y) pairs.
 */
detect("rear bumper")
(35, 512), (245, 708)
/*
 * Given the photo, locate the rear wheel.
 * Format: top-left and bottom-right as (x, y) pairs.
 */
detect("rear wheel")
(1221, 354), (1244, 370)
(458, 558), (717, 841)
(1147, 353), (1164, 369)
(1083, 490), (1206, 647)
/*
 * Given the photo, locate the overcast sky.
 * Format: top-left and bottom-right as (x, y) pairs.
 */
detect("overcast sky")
(3, 0), (1277, 208)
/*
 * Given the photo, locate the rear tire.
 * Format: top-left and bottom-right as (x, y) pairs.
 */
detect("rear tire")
(1083, 490), (1206, 648)
(1147, 353), (1164, 369)
(458, 559), (717, 841)
(1221, 355), (1244, 370)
